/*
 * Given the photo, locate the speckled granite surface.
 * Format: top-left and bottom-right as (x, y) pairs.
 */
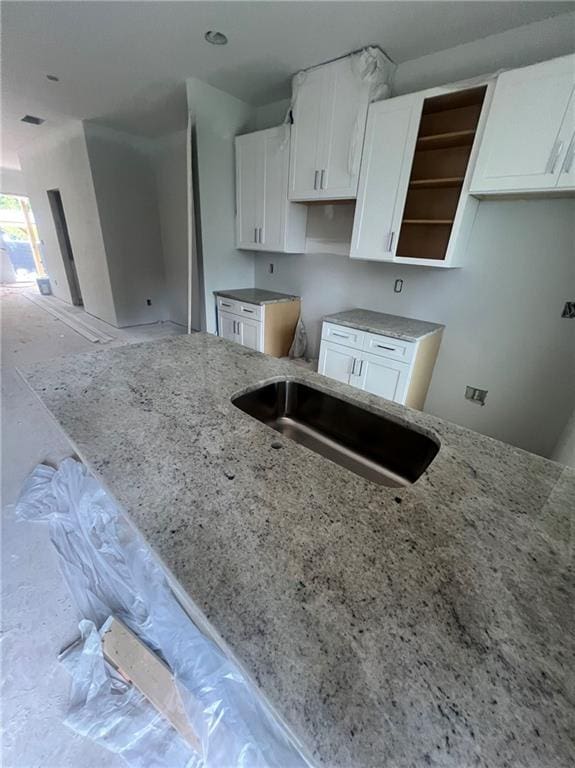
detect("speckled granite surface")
(215, 288), (299, 305)
(324, 308), (444, 341)
(21, 334), (574, 768)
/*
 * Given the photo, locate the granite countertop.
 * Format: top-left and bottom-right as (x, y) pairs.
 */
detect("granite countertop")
(21, 334), (574, 767)
(215, 288), (300, 305)
(324, 308), (444, 341)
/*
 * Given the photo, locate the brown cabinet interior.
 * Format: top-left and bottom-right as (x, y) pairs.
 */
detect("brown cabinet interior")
(396, 86), (486, 261)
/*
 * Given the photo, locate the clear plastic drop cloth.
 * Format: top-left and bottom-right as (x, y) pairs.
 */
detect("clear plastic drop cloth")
(15, 458), (310, 768)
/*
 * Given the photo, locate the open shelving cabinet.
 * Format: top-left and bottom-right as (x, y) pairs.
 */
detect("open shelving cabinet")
(396, 86), (487, 263)
(350, 79), (493, 268)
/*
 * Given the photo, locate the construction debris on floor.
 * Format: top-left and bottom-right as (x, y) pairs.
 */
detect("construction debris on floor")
(15, 459), (307, 768)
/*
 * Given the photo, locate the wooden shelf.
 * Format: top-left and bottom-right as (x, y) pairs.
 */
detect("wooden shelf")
(402, 219), (454, 225)
(409, 177), (465, 189)
(416, 129), (475, 150)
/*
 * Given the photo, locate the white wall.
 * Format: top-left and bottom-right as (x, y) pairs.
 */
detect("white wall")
(394, 12), (575, 95)
(83, 123), (167, 327)
(0, 168), (28, 196)
(152, 130), (188, 327)
(255, 199), (575, 458)
(186, 78), (255, 334)
(18, 123), (117, 325)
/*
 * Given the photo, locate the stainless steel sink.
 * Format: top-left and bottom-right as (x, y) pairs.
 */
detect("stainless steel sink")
(232, 380), (439, 487)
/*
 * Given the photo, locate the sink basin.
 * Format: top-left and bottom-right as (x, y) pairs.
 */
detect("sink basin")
(232, 380), (439, 487)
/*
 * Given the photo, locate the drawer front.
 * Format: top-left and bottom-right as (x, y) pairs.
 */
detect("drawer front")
(363, 332), (416, 364)
(217, 296), (240, 315)
(322, 322), (365, 350)
(238, 301), (262, 321)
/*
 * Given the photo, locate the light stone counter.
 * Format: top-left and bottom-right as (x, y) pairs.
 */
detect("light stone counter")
(21, 333), (574, 768)
(215, 288), (300, 305)
(323, 308), (444, 341)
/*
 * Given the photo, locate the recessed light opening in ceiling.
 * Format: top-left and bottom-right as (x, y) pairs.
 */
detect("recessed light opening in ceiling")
(204, 30), (228, 46)
(21, 115), (45, 125)
(46, 74), (60, 82)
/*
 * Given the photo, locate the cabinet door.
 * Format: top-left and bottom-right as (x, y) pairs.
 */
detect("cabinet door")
(317, 57), (370, 200)
(218, 310), (239, 343)
(470, 55), (575, 193)
(235, 132), (263, 248)
(238, 316), (263, 352)
(261, 126), (288, 251)
(289, 66), (325, 200)
(355, 352), (411, 404)
(318, 341), (356, 384)
(350, 94), (422, 261)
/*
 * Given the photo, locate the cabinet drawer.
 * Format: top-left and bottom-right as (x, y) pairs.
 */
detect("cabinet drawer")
(238, 302), (262, 321)
(217, 296), (240, 315)
(322, 322), (365, 350)
(363, 332), (416, 363)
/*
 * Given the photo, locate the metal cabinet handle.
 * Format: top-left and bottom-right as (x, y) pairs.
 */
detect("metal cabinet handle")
(376, 344), (396, 351)
(562, 134), (575, 173)
(221, 302), (232, 308)
(358, 360), (364, 377)
(320, 169), (325, 190)
(386, 231), (395, 252)
(546, 139), (565, 174)
(332, 332), (349, 339)
(351, 358), (357, 375)
(242, 308), (254, 314)
(314, 170), (319, 190)
(254, 227), (258, 243)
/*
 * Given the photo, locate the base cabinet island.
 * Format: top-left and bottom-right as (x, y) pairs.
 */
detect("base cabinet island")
(20, 333), (575, 768)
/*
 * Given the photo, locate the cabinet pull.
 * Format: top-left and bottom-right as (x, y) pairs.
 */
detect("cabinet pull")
(254, 227), (258, 243)
(314, 170), (319, 190)
(242, 308), (254, 314)
(351, 358), (357, 375)
(320, 169), (325, 190)
(358, 360), (364, 376)
(376, 344), (396, 351)
(221, 302), (232, 308)
(386, 231), (395, 252)
(332, 332), (349, 339)
(562, 135), (575, 173)
(546, 139), (564, 174)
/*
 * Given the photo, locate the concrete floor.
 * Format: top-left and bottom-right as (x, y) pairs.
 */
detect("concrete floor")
(1, 284), (185, 767)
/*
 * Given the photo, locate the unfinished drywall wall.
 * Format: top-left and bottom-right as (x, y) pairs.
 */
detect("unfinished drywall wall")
(255, 199), (575, 459)
(186, 78), (255, 334)
(83, 123), (167, 327)
(18, 123), (117, 324)
(394, 12), (575, 95)
(0, 168), (28, 196)
(152, 130), (188, 327)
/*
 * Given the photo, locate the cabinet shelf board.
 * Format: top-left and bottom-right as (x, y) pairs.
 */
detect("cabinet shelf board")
(416, 130), (475, 150)
(402, 219), (454, 225)
(409, 177), (464, 189)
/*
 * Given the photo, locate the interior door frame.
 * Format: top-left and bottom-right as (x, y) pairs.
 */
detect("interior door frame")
(47, 188), (83, 306)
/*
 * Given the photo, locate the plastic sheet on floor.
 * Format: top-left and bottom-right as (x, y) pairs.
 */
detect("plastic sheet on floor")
(15, 459), (309, 768)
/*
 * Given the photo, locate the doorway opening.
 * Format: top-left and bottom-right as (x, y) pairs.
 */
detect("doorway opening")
(47, 189), (83, 306)
(0, 193), (46, 284)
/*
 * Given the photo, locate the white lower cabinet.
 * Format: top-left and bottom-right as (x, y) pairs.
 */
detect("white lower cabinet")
(216, 294), (301, 358)
(318, 321), (443, 410)
(356, 350), (410, 402)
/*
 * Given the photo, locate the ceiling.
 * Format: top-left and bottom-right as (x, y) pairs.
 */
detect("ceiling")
(2, 1), (574, 169)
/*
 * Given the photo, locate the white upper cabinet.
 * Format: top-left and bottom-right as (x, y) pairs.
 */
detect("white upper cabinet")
(470, 55), (575, 195)
(289, 56), (371, 201)
(351, 83), (491, 267)
(235, 125), (307, 253)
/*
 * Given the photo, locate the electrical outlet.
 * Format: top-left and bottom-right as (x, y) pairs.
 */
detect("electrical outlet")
(394, 278), (403, 293)
(269, 263), (274, 274)
(561, 301), (575, 318)
(465, 386), (488, 406)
